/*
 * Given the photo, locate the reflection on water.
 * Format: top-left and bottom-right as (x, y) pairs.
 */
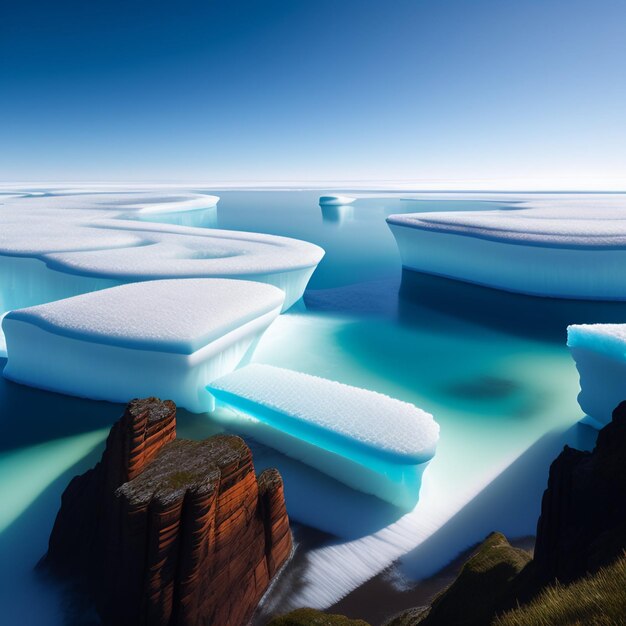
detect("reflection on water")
(399, 269), (626, 342)
(321, 204), (355, 225)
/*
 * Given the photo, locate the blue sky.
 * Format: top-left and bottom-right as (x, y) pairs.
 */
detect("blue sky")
(1, 0), (625, 188)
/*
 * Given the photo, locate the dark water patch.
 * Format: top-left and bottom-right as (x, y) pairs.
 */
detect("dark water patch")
(445, 376), (520, 401)
(304, 278), (401, 317)
(399, 270), (626, 343)
(0, 362), (122, 452)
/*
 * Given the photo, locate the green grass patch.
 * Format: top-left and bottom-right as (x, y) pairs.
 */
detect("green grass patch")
(495, 553), (626, 626)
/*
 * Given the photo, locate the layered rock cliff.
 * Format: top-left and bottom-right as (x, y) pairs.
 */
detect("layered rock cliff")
(43, 397), (292, 626)
(534, 399), (626, 585)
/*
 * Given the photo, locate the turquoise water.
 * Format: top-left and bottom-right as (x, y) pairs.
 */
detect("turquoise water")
(0, 191), (614, 622)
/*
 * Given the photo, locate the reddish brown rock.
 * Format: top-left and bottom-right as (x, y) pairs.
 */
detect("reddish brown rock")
(43, 397), (292, 626)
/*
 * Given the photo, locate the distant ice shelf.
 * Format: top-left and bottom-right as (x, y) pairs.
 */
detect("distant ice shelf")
(207, 364), (439, 507)
(2, 279), (284, 412)
(387, 194), (626, 300)
(122, 193), (219, 214)
(319, 195), (356, 206)
(568, 323), (626, 428)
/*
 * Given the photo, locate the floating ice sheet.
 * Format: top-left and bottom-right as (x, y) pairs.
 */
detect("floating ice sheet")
(208, 364), (439, 507)
(568, 323), (626, 428)
(3, 279), (284, 412)
(0, 191), (324, 310)
(387, 194), (626, 300)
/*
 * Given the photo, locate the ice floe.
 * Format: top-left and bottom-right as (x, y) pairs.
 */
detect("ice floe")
(3, 279), (284, 412)
(568, 323), (626, 428)
(387, 194), (626, 300)
(208, 364), (439, 507)
(0, 191), (324, 311)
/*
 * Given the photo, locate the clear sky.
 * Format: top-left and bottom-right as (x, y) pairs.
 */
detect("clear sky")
(2, 0), (625, 188)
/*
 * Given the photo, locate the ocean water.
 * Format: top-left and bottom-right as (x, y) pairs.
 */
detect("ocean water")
(0, 190), (615, 624)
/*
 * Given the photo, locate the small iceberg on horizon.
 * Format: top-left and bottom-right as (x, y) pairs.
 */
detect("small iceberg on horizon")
(319, 194), (356, 206)
(2, 279), (284, 412)
(208, 363), (439, 508)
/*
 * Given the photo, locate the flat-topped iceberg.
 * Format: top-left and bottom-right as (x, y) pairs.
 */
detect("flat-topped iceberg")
(387, 194), (626, 300)
(2, 279), (284, 412)
(319, 195), (356, 206)
(568, 323), (626, 428)
(0, 191), (324, 311)
(208, 364), (439, 507)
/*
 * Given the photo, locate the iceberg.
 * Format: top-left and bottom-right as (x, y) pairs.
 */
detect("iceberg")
(2, 279), (284, 413)
(319, 195), (356, 206)
(0, 191), (324, 312)
(207, 364), (439, 507)
(387, 194), (626, 300)
(568, 323), (626, 428)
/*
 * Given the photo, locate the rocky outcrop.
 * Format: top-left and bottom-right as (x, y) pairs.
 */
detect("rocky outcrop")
(392, 532), (530, 626)
(43, 397), (292, 626)
(534, 400), (626, 585)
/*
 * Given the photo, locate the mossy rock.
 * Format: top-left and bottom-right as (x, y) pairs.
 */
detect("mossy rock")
(410, 532), (531, 626)
(268, 607), (371, 626)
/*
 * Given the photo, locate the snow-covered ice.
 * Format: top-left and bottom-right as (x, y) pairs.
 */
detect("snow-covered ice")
(568, 323), (626, 428)
(387, 194), (626, 300)
(0, 191), (324, 311)
(3, 279), (284, 412)
(208, 364), (439, 507)
(120, 193), (219, 214)
(319, 195), (356, 206)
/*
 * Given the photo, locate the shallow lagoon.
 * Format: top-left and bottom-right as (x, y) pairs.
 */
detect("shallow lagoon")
(0, 190), (613, 623)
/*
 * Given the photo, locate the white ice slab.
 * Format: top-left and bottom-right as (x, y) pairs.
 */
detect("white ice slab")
(0, 191), (324, 310)
(2, 279), (284, 412)
(388, 194), (626, 300)
(568, 323), (626, 428)
(208, 364), (439, 507)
